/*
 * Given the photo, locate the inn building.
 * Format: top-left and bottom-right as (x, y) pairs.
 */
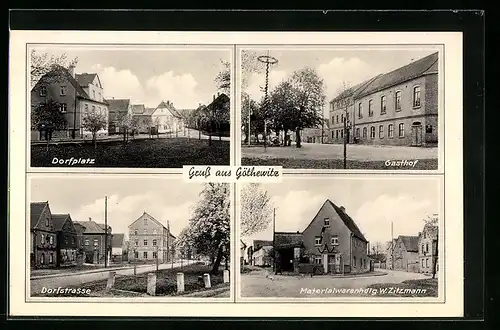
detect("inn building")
(328, 52), (439, 147)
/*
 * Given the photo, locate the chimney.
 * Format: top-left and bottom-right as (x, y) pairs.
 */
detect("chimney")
(296, 231), (299, 234)
(217, 92), (220, 97)
(68, 64), (75, 78)
(213, 94), (216, 101)
(88, 217), (92, 222)
(340, 206), (346, 212)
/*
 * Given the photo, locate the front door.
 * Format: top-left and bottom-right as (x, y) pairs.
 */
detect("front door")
(411, 124), (423, 146)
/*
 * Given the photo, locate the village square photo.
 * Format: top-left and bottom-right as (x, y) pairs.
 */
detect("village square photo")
(240, 47), (440, 170)
(28, 176), (231, 299)
(239, 177), (442, 299)
(29, 45), (231, 168)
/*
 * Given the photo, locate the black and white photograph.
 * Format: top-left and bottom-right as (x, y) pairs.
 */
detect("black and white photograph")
(239, 177), (442, 299)
(240, 48), (440, 170)
(29, 176), (231, 299)
(29, 45), (231, 168)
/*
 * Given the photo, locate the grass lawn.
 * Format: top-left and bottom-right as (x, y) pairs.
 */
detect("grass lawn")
(242, 157), (438, 170)
(33, 263), (228, 297)
(366, 278), (438, 297)
(31, 138), (229, 168)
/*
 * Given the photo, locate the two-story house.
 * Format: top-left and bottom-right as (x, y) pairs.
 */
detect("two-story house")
(31, 65), (109, 140)
(251, 240), (273, 266)
(393, 235), (420, 272)
(30, 202), (58, 269)
(74, 218), (112, 264)
(151, 101), (183, 135)
(51, 214), (78, 267)
(105, 98), (133, 134)
(418, 223), (439, 274)
(302, 200), (369, 274)
(128, 212), (176, 263)
(328, 52), (438, 147)
(132, 104), (155, 134)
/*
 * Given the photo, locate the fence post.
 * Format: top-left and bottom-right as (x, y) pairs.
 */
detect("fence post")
(106, 271), (116, 291)
(177, 272), (185, 293)
(147, 273), (157, 296)
(203, 273), (211, 288)
(223, 270), (230, 283)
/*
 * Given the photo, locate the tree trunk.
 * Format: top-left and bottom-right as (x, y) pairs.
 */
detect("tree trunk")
(208, 133), (212, 146)
(211, 246), (223, 274)
(295, 127), (302, 148)
(93, 133), (97, 149)
(198, 129), (201, 140)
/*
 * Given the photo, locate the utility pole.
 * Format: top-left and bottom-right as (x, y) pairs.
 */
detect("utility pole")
(104, 196), (108, 268)
(272, 207), (276, 274)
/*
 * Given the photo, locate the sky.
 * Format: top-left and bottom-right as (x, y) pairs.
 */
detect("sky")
(30, 176), (205, 239)
(241, 177), (441, 248)
(30, 45), (231, 109)
(242, 47), (439, 117)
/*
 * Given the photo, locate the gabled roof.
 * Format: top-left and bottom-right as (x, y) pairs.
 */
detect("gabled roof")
(106, 99), (130, 112)
(132, 104), (145, 114)
(421, 224), (438, 238)
(127, 211), (167, 230)
(323, 200), (368, 242)
(75, 73), (97, 87)
(51, 214), (72, 231)
(30, 201), (49, 228)
(206, 93), (230, 111)
(33, 65), (91, 100)
(97, 223), (112, 233)
(399, 235), (420, 252)
(154, 101), (183, 118)
(275, 232), (303, 249)
(356, 52), (439, 98)
(253, 240), (273, 250)
(74, 219), (106, 234)
(111, 233), (125, 247)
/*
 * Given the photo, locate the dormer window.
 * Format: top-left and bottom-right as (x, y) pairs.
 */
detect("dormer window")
(315, 237), (321, 246)
(331, 236), (339, 245)
(60, 86), (67, 96)
(324, 218), (330, 227)
(39, 87), (47, 97)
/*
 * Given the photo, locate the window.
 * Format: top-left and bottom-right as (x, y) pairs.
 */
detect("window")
(144, 229), (147, 234)
(41, 234), (45, 244)
(60, 86), (67, 96)
(144, 219), (148, 225)
(358, 103), (363, 118)
(331, 236), (339, 245)
(388, 124), (394, 138)
(134, 251), (139, 258)
(426, 125), (433, 133)
(143, 251), (148, 258)
(153, 228), (157, 234)
(340, 129), (344, 138)
(49, 236), (54, 245)
(356, 128), (360, 138)
(424, 232), (427, 239)
(336, 130), (339, 139)
(72, 237), (75, 244)
(368, 99), (374, 116)
(64, 237), (68, 244)
(93, 90), (96, 99)
(134, 229), (138, 235)
(370, 126), (375, 139)
(314, 257), (322, 265)
(331, 131), (334, 139)
(315, 237), (321, 246)
(381, 95), (387, 114)
(40, 253), (45, 264)
(49, 253), (54, 263)
(341, 114), (344, 123)
(336, 115), (339, 124)
(39, 87), (47, 96)
(395, 91), (402, 111)
(93, 239), (98, 247)
(353, 256), (356, 267)
(425, 243), (429, 253)
(57, 103), (67, 113)
(425, 258), (429, 267)
(324, 218), (330, 227)
(144, 240), (148, 246)
(421, 259), (425, 267)
(153, 239), (157, 246)
(363, 127), (367, 138)
(153, 251), (157, 258)
(422, 244), (425, 253)
(379, 125), (384, 139)
(85, 238), (89, 246)
(398, 123), (405, 137)
(45, 218), (49, 226)
(346, 112), (350, 121)
(92, 105), (96, 113)
(413, 86), (421, 107)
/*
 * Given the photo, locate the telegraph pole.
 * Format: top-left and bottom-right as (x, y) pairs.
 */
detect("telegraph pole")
(104, 196), (108, 268)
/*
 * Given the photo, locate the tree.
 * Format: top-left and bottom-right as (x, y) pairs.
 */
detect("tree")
(288, 67), (326, 148)
(241, 92), (262, 144)
(30, 49), (78, 88)
(240, 183), (274, 237)
(187, 183), (230, 274)
(424, 214), (439, 278)
(82, 111), (107, 149)
(31, 100), (68, 137)
(117, 113), (134, 142)
(153, 117), (161, 138)
(214, 60), (230, 94)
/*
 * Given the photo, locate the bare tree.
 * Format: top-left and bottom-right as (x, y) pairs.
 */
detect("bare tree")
(30, 49), (78, 88)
